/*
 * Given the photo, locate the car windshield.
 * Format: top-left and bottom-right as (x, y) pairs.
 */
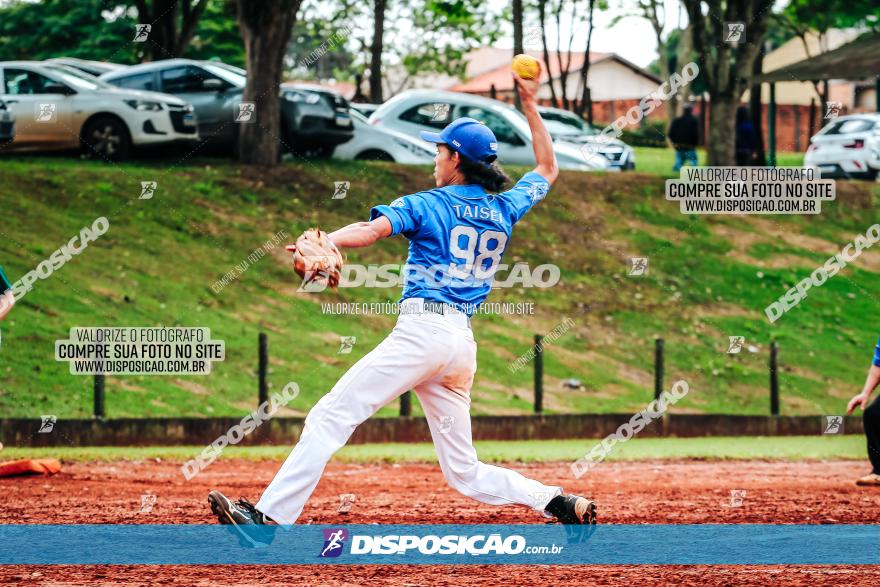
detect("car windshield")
(43, 65), (114, 90)
(201, 63), (246, 88)
(544, 119), (585, 137)
(821, 118), (876, 135)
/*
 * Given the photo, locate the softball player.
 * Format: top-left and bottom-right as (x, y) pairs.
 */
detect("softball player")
(209, 67), (597, 545)
(847, 335), (880, 486)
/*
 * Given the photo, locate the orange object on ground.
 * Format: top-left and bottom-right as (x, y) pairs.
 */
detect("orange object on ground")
(0, 458), (61, 477)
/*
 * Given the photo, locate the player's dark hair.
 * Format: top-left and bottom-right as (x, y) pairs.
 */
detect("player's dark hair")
(459, 156), (511, 193)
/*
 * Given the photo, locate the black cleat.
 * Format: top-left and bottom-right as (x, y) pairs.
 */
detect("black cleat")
(544, 494), (598, 525)
(208, 490), (276, 548)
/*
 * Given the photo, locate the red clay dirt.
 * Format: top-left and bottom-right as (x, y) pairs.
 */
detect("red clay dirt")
(2, 459), (879, 585)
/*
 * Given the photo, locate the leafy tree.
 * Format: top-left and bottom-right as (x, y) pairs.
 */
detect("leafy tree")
(683, 0), (775, 166)
(0, 0), (243, 66)
(0, 0), (139, 63)
(235, 0), (303, 165)
(132, 0), (210, 61)
(184, 0), (245, 67)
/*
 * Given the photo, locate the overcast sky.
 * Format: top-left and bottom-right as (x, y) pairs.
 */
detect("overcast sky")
(491, 0), (689, 68)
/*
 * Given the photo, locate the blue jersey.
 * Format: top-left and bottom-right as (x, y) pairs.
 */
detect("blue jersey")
(370, 171), (551, 316)
(873, 336), (880, 368)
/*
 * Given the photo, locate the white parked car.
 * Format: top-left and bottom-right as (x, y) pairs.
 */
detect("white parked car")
(369, 90), (608, 171)
(538, 106), (635, 171)
(805, 113), (880, 180)
(0, 61), (198, 160)
(333, 109), (434, 163)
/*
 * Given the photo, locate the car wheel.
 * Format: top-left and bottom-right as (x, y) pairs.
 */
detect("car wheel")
(81, 115), (132, 162)
(356, 149), (394, 162)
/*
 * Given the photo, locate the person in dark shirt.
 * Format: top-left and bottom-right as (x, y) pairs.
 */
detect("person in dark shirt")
(735, 106), (756, 166)
(667, 103), (699, 171)
(847, 335), (880, 486)
(0, 266), (13, 321)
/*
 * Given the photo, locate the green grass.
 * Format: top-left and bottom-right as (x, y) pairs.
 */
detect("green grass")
(0, 436), (864, 463)
(0, 155), (876, 419)
(633, 146), (805, 177)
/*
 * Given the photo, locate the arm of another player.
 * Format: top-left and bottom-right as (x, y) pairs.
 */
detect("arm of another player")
(848, 364), (880, 414)
(0, 291), (13, 321)
(847, 337), (880, 414)
(514, 66), (558, 185)
(328, 216), (393, 249)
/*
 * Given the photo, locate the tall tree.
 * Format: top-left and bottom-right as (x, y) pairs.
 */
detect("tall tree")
(513, 0), (524, 111)
(0, 0), (138, 63)
(614, 0), (688, 118)
(683, 0), (774, 166)
(574, 0), (604, 121)
(235, 0), (302, 165)
(369, 0), (387, 102)
(133, 0), (210, 60)
(537, 0), (559, 107)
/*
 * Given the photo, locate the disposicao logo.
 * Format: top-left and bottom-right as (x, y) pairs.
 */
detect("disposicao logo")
(319, 528), (349, 558)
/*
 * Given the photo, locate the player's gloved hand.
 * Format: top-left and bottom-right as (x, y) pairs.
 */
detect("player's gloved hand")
(286, 228), (344, 289)
(847, 391), (871, 415)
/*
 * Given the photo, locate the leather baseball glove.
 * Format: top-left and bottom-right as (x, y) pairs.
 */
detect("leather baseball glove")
(286, 228), (344, 289)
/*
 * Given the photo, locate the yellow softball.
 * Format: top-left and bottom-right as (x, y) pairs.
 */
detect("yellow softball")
(512, 54), (540, 80)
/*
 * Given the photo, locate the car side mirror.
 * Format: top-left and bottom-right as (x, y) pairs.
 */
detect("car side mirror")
(202, 78), (224, 92)
(44, 83), (75, 95)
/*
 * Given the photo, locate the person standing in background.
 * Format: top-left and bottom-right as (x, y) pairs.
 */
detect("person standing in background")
(735, 106), (756, 166)
(667, 103), (700, 171)
(846, 335), (880, 486)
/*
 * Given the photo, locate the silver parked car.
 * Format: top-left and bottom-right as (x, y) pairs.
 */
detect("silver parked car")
(538, 106), (635, 170)
(45, 58), (126, 78)
(333, 109), (434, 163)
(0, 61), (198, 160)
(101, 59), (353, 156)
(368, 90), (608, 171)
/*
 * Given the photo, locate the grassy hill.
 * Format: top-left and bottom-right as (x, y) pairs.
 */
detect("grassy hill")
(0, 155), (878, 419)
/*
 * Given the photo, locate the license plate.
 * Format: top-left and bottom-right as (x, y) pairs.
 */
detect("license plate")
(0, 112), (10, 122)
(182, 113), (196, 126)
(335, 113), (351, 127)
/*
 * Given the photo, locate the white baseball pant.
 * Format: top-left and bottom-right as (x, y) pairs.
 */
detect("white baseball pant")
(256, 298), (562, 525)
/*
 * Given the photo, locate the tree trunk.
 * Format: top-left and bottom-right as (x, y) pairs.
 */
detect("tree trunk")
(513, 0), (523, 112)
(574, 0), (596, 119)
(352, 72), (368, 103)
(672, 21), (693, 118)
(750, 47), (766, 165)
(136, 0), (208, 61)
(684, 0), (774, 165)
(707, 97), (737, 166)
(553, 4), (568, 110)
(235, 0), (301, 165)
(537, 0), (558, 108)
(369, 0), (387, 103)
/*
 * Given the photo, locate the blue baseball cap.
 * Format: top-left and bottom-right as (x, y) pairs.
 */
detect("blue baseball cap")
(420, 117), (498, 165)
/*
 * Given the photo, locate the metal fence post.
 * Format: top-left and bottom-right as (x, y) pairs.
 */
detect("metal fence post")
(258, 332), (268, 407)
(770, 340), (780, 415)
(654, 338), (665, 401)
(93, 373), (105, 419)
(534, 334), (544, 414)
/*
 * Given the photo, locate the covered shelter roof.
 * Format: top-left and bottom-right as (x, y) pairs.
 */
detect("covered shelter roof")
(756, 33), (880, 83)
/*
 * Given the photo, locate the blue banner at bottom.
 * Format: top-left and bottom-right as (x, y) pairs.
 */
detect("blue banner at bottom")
(0, 524), (878, 565)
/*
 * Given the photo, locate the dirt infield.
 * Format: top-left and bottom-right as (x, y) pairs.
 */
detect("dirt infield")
(1, 459), (879, 585)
